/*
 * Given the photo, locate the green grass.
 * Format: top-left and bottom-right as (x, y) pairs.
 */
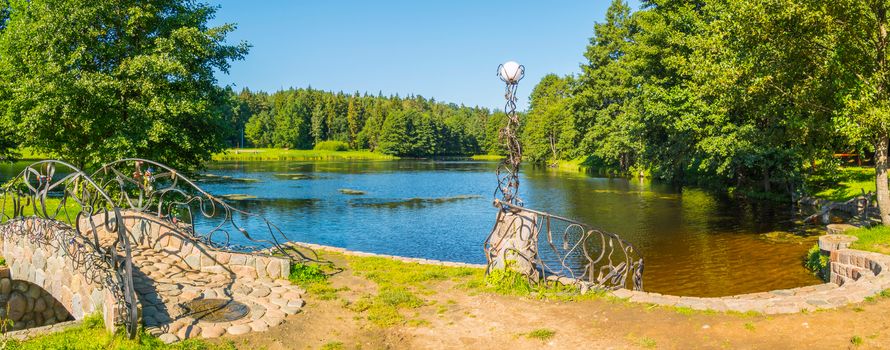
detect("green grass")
(851, 335), (863, 346)
(10, 148), (52, 160)
(469, 154), (504, 161)
(1, 196), (83, 225)
(810, 167), (876, 202)
(525, 328), (556, 341)
(212, 148), (396, 161)
(8, 313), (230, 349)
(846, 226), (890, 254)
(320, 341), (344, 350)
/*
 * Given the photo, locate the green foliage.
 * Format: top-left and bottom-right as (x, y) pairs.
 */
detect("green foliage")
(851, 335), (863, 346)
(313, 140), (350, 151)
(0, 256), (5, 266)
(526, 328), (556, 341)
(518, 0), (887, 199)
(212, 148), (395, 161)
(804, 244), (829, 279)
(482, 267), (533, 296)
(238, 88), (500, 157)
(0, 0), (249, 170)
(809, 167), (877, 202)
(288, 263), (328, 285)
(7, 313), (233, 349)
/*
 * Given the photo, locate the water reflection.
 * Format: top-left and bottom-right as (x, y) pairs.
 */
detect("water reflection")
(0, 159), (822, 296)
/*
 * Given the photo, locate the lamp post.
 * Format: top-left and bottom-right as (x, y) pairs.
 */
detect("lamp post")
(496, 61), (525, 206)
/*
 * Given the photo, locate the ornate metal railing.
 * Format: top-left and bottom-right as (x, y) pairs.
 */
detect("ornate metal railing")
(91, 158), (322, 263)
(484, 200), (644, 291)
(0, 160), (139, 337)
(486, 62), (644, 292)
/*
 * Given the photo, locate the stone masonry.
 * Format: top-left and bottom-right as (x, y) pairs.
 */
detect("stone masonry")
(119, 212), (305, 343)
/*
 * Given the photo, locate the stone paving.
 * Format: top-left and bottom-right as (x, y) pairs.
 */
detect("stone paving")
(129, 246), (305, 343)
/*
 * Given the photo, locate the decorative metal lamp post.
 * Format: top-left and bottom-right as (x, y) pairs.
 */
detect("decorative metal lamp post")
(495, 61), (525, 206)
(484, 61), (645, 291)
(486, 61), (540, 280)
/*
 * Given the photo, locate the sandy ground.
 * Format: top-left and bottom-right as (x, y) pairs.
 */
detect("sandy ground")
(213, 257), (890, 350)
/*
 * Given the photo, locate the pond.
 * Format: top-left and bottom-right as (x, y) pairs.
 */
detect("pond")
(0, 159), (823, 297)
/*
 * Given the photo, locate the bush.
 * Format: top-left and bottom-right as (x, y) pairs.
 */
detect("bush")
(313, 140), (350, 151)
(805, 244), (829, 280)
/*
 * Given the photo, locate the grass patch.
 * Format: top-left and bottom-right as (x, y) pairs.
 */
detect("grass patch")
(810, 167), (876, 202)
(320, 341), (344, 350)
(460, 267), (608, 302)
(526, 328), (556, 341)
(846, 226), (890, 254)
(851, 335), (863, 346)
(212, 148), (396, 162)
(344, 287), (425, 327)
(313, 141), (350, 152)
(288, 262), (348, 300)
(744, 322), (756, 331)
(1, 196), (84, 225)
(470, 154), (504, 161)
(637, 336), (657, 348)
(7, 313), (230, 349)
(344, 255), (480, 291)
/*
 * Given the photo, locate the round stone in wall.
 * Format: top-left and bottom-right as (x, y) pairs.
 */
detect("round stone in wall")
(180, 299), (249, 323)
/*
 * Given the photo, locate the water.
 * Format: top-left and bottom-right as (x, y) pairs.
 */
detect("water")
(0, 159), (823, 297)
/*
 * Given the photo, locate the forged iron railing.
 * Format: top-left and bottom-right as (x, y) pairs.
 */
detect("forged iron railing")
(0, 160), (139, 337)
(484, 199), (644, 291)
(91, 158), (322, 263)
(486, 62), (644, 292)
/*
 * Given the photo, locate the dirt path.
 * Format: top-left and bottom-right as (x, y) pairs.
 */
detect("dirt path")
(214, 255), (890, 350)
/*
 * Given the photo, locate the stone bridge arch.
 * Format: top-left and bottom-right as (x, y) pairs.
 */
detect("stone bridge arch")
(0, 159), (316, 342)
(0, 160), (138, 335)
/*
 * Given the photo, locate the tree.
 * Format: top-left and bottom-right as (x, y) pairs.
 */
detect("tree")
(378, 110), (415, 156)
(0, 0), (248, 170)
(245, 110), (274, 147)
(523, 74), (574, 164)
(827, 0), (890, 224)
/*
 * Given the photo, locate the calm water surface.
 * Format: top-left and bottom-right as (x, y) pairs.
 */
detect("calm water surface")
(0, 160), (822, 297)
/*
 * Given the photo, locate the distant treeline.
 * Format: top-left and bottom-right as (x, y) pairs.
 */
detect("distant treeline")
(228, 88), (508, 157)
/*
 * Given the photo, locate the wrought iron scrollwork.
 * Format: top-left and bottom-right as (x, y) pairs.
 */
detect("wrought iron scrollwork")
(486, 62), (644, 292)
(0, 160), (139, 337)
(91, 158), (323, 263)
(484, 200), (644, 290)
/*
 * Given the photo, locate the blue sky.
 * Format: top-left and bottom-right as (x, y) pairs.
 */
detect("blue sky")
(209, 1), (636, 111)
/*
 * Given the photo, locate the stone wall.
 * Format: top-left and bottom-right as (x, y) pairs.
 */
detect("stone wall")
(0, 218), (120, 332)
(0, 267), (72, 331)
(121, 211), (290, 280)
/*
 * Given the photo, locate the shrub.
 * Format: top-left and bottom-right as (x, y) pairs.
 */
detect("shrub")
(313, 140), (350, 151)
(804, 244), (829, 280)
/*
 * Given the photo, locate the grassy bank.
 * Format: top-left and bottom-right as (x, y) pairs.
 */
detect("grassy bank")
(6, 314), (228, 350)
(469, 154), (504, 161)
(809, 167), (876, 202)
(847, 226), (890, 255)
(211, 148), (397, 162)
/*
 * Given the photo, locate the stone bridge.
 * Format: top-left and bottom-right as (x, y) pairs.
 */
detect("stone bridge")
(0, 159), (313, 342)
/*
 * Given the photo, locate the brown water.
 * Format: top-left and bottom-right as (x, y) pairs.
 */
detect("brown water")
(0, 160), (823, 297)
